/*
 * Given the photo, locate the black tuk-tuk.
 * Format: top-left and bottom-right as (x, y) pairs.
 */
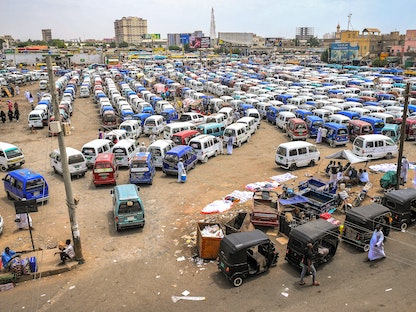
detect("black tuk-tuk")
(218, 230), (279, 287)
(343, 203), (392, 251)
(285, 219), (339, 269)
(382, 188), (416, 231)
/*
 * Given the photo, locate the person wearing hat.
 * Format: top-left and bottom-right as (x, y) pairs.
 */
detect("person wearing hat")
(368, 224), (386, 261)
(299, 242), (320, 286)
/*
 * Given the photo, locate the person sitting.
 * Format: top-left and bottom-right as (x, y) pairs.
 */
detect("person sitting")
(55, 239), (75, 265)
(359, 169), (370, 184)
(349, 166), (359, 185)
(2, 247), (17, 272)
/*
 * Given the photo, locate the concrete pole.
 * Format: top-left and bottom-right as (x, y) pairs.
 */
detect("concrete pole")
(395, 83), (410, 190)
(46, 55), (85, 264)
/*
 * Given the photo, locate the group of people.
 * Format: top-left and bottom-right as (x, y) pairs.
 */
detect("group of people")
(0, 100), (19, 123)
(326, 161), (370, 186)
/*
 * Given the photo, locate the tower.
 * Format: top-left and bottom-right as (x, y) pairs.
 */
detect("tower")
(210, 8), (216, 39)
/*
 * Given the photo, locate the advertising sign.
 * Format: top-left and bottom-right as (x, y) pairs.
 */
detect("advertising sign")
(200, 37), (210, 48)
(190, 36), (202, 49)
(330, 42), (359, 62)
(180, 34), (190, 45)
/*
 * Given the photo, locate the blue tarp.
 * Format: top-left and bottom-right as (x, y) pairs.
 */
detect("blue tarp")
(279, 195), (309, 205)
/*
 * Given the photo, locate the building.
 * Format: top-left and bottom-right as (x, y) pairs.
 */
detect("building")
(114, 16), (147, 45)
(42, 29), (52, 42)
(296, 27), (314, 41)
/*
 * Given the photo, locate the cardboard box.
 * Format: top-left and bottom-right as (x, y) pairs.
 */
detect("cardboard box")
(197, 222), (223, 260)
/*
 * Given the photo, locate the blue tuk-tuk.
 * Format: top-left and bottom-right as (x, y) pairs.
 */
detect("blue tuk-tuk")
(129, 152), (155, 185)
(305, 115), (324, 138)
(161, 108), (179, 124)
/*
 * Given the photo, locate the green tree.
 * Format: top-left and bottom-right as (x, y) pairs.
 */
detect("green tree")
(371, 58), (388, 67)
(50, 39), (66, 49)
(118, 41), (129, 48)
(321, 49), (329, 63)
(169, 45), (181, 51)
(109, 42), (116, 48)
(307, 37), (320, 47)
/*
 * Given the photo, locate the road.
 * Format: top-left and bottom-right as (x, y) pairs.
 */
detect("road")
(1, 81), (416, 312)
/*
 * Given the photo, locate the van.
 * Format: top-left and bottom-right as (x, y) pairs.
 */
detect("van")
(162, 145), (198, 175)
(129, 152), (155, 185)
(352, 134), (398, 160)
(205, 113), (226, 126)
(188, 134), (222, 163)
(104, 129), (128, 147)
(39, 79), (48, 90)
(218, 107), (234, 126)
(348, 119), (374, 141)
(237, 116), (257, 136)
(81, 139), (112, 168)
(381, 124), (400, 143)
(49, 147), (87, 178)
(312, 108), (331, 122)
(111, 184), (145, 231)
(28, 110), (45, 129)
(111, 139), (139, 168)
(306, 115), (324, 138)
(102, 110), (117, 130)
(245, 108), (261, 128)
(79, 85), (90, 98)
(143, 115), (165, 135)
(359, 116), (385, 134)
(276, 111), (296, 131)
(93, 152), (118, 186)
(171, 129), (200, 145)
(196, 123), (225, 137)
(147, 139), (174, 168)
(286, 118), (308, 141)
(163, 121), (196, 140)
(222, 123), (251, 148)
(0, 142), (25, 172)
(348, 107), (370, 117)
(119, 120), (142, 140)
(329, 114), (351, 126)
(275, 141), (320, 170)
(3, 168), (49, 203)
(322, 122), (349, 147)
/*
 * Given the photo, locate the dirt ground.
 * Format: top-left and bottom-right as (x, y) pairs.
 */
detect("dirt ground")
(1, 79), (416, 312)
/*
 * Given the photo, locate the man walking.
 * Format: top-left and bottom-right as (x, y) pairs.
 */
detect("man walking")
(299, 243), (320, 286)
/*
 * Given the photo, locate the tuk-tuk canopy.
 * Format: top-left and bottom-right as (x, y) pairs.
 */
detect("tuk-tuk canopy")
(345, 203), (391, 227)
(289, 219), (338, 244)
(220, 230), (270, 255)
(382, 188), (416, 212)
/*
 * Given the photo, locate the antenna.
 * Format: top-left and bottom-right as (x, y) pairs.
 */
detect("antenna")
(210, 7), (216, 39)
(347, 13), (354, 31)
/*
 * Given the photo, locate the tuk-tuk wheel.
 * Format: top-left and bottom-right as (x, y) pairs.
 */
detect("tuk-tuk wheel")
(0, 165), (7, 172)
(232, 275), (244, 287)
(400, 222), (408, 231)
(290, 164), (297, 171)
(363, 244), (370, 252)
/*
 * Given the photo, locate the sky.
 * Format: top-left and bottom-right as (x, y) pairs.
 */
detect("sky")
(1, 0), (414, 41)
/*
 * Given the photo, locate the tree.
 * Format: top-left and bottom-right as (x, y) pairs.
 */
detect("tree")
(321, 49), (329, 63)
(372, 58), (388, 67)
(109, 42), (116, 48)
(169, 45), (181, 51)
(307, 37), (320, 47)
(118, 41), (128, 48)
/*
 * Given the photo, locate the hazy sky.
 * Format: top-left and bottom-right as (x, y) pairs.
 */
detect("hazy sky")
(1, 0), (414, 41)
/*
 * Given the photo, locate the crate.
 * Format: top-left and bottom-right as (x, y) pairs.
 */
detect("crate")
(197, 222), (223, 259)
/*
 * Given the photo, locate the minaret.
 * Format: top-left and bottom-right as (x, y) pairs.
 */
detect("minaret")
(210, 7), (216, 39)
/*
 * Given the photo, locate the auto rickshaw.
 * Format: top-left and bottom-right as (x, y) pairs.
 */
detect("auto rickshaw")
(342, 203), (392, 251)
(218, 230), (279, 287)
(382, 188), (416, 231)
(285, 219), (339, 269)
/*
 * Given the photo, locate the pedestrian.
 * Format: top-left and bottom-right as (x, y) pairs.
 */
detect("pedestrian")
(13, 101), (19, 111)
(368, 224), (386, 261)
(15, 213), (33, 230)
(149, 133), (156, 144)
(8, 109), (13, 122)
(15, 85), (20, 95)
(227, 136), (234, 155)
(7, 100), (13, 111)
(299, 242), (320, 286)
(219, 137), (224, 155)
(400, 156), (410, 185)
(25, 90), (30, 101)
(337, 161), (343, 181)
(36, 91), (41, 103)
(316, 126), (322, 144)
(139, 142), (147, 152)
(177, 158), (185, 183)
(55, 239), (75, 265)
(329, 162), (338, 184)
(29, 93), (34, 107)
(98, 128), (104, 139)
(0, 110), (6, 123)
(14, 108), (20, 122)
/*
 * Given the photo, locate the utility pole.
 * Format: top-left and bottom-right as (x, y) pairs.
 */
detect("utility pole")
(47, 55), (85, 264)
(395, 82), (411, 190)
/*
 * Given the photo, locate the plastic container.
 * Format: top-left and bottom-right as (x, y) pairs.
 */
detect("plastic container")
(197, 222), (223, 259)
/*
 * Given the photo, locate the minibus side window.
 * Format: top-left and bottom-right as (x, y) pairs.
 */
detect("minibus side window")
(366, 141), (374, 148)
(298, 148), (307, 155)
(289, 149), (297, 156)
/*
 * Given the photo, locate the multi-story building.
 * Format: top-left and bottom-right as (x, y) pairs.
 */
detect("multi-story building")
(114, 16), (147, 45)
(42, 29), (52, 42)
(296, 27), (314, 41)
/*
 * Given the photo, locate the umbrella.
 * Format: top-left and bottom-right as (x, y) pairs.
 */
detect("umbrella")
(326, 150), (368, 164)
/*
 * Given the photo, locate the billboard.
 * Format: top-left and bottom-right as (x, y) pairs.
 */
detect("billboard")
(180, 34), (190, 45)
(330, 42), (359, 62)
(190, 36), (201, 49)
(200, 37), (210, 48)
(265, 38), (282, 47)
(144, 34), (161, 40)
(218, 32), (253, 46)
